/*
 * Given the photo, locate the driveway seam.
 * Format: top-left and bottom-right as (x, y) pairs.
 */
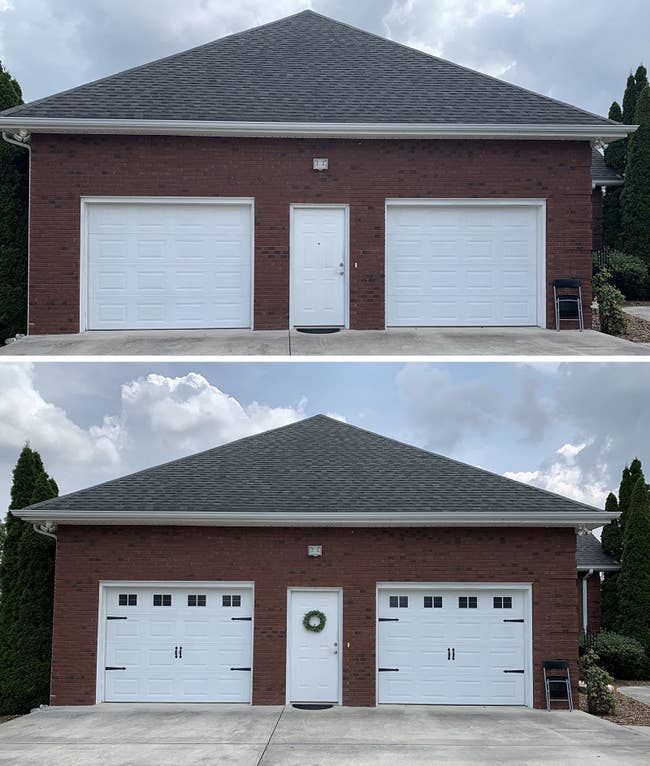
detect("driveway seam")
(257, 705), (285, 765)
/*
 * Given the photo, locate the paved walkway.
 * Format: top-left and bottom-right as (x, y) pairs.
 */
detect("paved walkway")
(0, 704), (649, 765)
(619, 686), (650, 705)
(2, 327), (648, 356)
(624, 305), (650, 322)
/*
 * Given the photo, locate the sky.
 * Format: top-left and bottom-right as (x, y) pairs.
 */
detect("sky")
(0, 0), (648, 118)
(1, 361), (649, 523)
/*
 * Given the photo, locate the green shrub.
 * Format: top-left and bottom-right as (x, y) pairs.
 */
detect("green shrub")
(593, 249), (649, 300)
(592, 631), (646, 679)
(580, 650), (616, 715)
(593, 268), (627, 336)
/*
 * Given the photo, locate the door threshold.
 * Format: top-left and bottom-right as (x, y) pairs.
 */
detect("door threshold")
(294, 327), (341, 334)
(291, 703), (334, 710)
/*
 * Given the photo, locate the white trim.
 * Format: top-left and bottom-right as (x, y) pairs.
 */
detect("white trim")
(289, 204), (350, 329)
(96, 580), (255, 704)
(577, 564), (620, 572)
(592, 179), (624, 188)
(0, 117), (636, 141)
(79, 196), (256, 332)
(375, 582), (534, 708)
(285, 587), (343, 705)
(16, 510), (616, 530)
(384, 198), (547, 329)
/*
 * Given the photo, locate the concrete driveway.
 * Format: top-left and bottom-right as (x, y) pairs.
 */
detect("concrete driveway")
(2, 327), (649, 356)
(1, 704), (649, 765)
(620, 686), (650, 704)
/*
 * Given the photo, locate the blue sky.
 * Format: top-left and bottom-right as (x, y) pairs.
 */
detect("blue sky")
(2, 361), (649, 522)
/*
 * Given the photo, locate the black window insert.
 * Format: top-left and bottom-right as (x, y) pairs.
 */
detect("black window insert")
(153, 594), (172, 607)
(424, 596), (443, 609)
(458, 596), (478, 609)
(188, 595), (207, 607)
(118, 594), (137, 607)
(389, 595), (409, 608)
(493, 596), (513, 609)
(222, 595), (242, 607)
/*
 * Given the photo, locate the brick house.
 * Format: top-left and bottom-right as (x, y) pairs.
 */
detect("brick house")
(0, 10), (634, 336)
(16, 416), (616, 709)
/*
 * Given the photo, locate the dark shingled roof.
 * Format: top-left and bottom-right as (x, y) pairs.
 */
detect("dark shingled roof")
(1, 11), (616, 126)
(577, 532), (620, 570)
(26, 415), (604, 517)
(592, 148), (624, 185)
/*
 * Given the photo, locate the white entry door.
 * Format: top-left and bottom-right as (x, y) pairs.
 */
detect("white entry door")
(86, 200), (253, 330)
(291, 206), (347, 327)
(386, 203), (541, 326)
(103, 585), (253, 702)
(377, 587), (527, 705)
(287, 590), (341, 703)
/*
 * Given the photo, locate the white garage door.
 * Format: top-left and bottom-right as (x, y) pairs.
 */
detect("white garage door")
(103, 585), (253, 703)
(87, 201), (252, 329)
(386, 203), (541, 326)
(377, 587), (527, 705)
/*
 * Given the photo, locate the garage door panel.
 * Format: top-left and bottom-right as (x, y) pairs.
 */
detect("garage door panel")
(103, 586), (253, 703)
(387, 204), (540, 327)
(87, 202), (252, 330)
(378, 587), (527, 705)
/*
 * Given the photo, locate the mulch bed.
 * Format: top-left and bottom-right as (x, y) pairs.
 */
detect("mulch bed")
(579, 689), (650, 726)
(592, 305), (650, 343)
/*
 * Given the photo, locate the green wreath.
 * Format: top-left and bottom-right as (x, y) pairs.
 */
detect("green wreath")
(303, 609), (327, 633)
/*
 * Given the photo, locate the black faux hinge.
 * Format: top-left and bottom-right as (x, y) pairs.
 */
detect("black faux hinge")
(105, 666), (126, 671)
(503, 619), (524, 623)
(107, 616), (128, 620)
(503, 669), (525, 674)
(231, 617), (252, 621)
(378, 667), (399, 672)
(230, 667), (251, 671)
(378, 618), (399, 622)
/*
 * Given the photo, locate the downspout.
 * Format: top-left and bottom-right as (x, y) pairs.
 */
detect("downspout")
(581, 569), (594, 634)
(32, 522), (57, 541)
(1, 130), (32, 339)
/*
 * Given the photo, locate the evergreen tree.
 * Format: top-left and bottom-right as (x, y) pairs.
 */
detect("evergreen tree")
(618, 459), (643, 538)
(0, 446), (57, 715)
(618, 476), (650, 652)
(0, 60), (28, 342)
(621, 86), (650, 264)
(600, 493), (621, 630)
(604, 102), (625, 173)
(634, 65), (649, 98)
(622, 74), (640, 124)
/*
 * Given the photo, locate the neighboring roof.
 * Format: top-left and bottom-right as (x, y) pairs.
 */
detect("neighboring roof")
(16, 416), (614, 528)
(592, 148), (624, 186)
(577, 532), (620, 571)
(0, 11), (633, 141)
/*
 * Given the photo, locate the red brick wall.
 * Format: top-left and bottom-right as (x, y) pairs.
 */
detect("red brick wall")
(28, 135), (593, 333)
(592, 187), (604, 251)
(50, 525), (579, 708)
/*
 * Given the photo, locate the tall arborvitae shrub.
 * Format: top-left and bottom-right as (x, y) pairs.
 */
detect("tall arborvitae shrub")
(618, 476), (650, 652)
(0, 61), (28, 342)
(0, 447), (58, 715)
(621, 86), (650, 267)
(600, 493), (621, 630)
(603, 102), (625, 248)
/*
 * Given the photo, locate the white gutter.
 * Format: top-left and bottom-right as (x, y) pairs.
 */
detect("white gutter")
(592, 179), (624, 188)
(581, 568), (594, 633)
(13, 509), (618, 529)
(0, 118), (637, 142)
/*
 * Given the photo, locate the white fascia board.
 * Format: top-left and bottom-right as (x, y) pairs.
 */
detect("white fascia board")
(0, 117), (637, 141)
(577, 564), (621, 571)
(592, 178), (625, 187)
(14, 509), (617, 530)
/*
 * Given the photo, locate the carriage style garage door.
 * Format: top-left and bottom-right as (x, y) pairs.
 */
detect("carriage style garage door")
(377, 586), (529, 705)
(101, 585), (253, 703)
(386, 202), (543, 327)
(85, 200), (253, 330)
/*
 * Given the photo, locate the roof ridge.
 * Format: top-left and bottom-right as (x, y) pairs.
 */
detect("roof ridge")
(296, 416), (604, 513)
(24, 414), (324, 511)
(1, 10), (315, 118)
(300, 10), (616, 126)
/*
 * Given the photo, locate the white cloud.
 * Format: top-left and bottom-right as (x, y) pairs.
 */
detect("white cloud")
(0, 363), (123, 465)
(119, 372), (306, 453)
(504, 441), (609, 508)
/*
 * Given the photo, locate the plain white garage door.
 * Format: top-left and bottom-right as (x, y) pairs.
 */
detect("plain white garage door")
(377, 587), (528, 705)
(386, 203), (541, 326)
(102, 585), (253, 703)
(86, 200), (253, 330)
